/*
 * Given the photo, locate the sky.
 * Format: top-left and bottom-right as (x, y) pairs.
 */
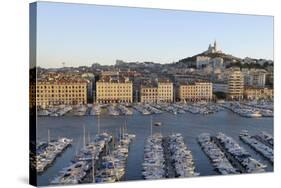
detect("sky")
(35, 2), (274, 68)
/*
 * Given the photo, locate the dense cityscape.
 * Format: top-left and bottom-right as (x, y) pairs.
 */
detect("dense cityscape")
(31, 41), (273, 108)
(31, 41), (274, 185)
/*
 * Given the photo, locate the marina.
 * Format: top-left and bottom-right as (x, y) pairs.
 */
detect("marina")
(222, 102), (273, 118)
(36, 136), (73, 173)
(239, 131), (273, 163)
(37, 101), (273, 118)
(142, 133), (165, 179)
(215, 132), (266, 173)
(36, 110), (273, 185)
(107, 105), (120, 116)
(198, 133), (239, 175)
(167, 133), (198, 177)
(143, 132), (199, 179)
(253, 131), (273, 148)
(50, 132), (112, 185)
(95, 131), (135, 183)
(117, 104), (133, 115)
(30, 3), (275, 187)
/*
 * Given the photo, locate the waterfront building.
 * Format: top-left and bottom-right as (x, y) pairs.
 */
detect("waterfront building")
(157, 81), (174, 103)
(179, 82), (213, 102)
(96, 76), (133, 103)
(35, 80), (88, 108)
(244, 87), (273, 100)
(140, 80), (173, 103)
(228, 68), (244, 100)
(140, 85), (158, 103)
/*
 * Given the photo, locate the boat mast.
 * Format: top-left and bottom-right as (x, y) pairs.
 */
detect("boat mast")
(48, 129), (50, 144)
(88, 132), (90, 144)
(124, 117), (127, 133)
(112, 134), (115, 147)
(83, 125), (86, 149)
(92, 155), (95, 183)
(97, 116), (100, 134)
(119, 127), (122, 142)
(150, 115), (153, 137)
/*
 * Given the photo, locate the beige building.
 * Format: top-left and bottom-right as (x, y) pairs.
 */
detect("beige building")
(157, 82), (173, 103)
(35, 80), (88, 108)
(96, 77), (133, 103)
(228, 68), (244, 100)
(140, 81), (173, 103)
(140, 86), (158, 103)
(244, 87), (273, 100)
(179, 82), (213, 102)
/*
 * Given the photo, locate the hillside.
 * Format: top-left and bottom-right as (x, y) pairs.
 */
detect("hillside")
(178, 52), (242, 64)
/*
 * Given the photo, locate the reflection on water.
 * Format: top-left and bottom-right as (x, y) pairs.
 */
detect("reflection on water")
(37, 110), (273, 186)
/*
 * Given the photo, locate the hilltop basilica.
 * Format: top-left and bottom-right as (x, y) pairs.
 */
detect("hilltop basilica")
(204, 40), (222, 54)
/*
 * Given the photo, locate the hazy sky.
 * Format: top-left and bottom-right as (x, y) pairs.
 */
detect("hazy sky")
(36, 2), (274, 68)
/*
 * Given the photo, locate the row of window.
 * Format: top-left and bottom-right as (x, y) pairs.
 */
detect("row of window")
(180, 89), (211, 93)
(37, 98), (85, 101)
(97, 95), (131, 98)
(142, 96), (157, 98)
(98, 90), (131, 93)
(142, 90), (157, 92)
(158, 94), (172, 96)
(37, 85), (86, 89)
(37, 101), (86, 105)
(142, 94), (157, 96)
(37, 94), (85, 97)
(181, 94), (212, 97)
(181, 87), (212, 90)
(36, 90), (85, 93)
(97, 86), (132, 89)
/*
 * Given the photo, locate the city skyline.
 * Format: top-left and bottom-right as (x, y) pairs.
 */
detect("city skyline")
(36, 2), (273, 68)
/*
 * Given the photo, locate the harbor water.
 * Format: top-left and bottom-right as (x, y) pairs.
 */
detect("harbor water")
(36, 110), (273, 186)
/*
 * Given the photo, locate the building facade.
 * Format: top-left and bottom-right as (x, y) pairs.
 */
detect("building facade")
(157, 82), (173, 103)
(252, 70), (266, 87)
(35, 80), (88, 108)
(140, 86), (158, 103)
(228, 68), (244, 100)
(140, 81), (173, 103)
(242, 69), (266, 87)
(96, 77), (133, 103)
(244, 87), (273, 100)
(179, 82), (213, 102)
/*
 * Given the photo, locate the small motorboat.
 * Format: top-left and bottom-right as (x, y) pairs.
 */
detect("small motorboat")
(154, 122), (162, 126)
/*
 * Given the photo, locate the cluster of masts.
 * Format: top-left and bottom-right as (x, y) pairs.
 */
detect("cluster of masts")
(198, 131), (272, 175)
(34, 119), (273, 185)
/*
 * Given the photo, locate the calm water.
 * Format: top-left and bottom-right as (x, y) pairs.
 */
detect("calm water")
(36, 109), (273, 186)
